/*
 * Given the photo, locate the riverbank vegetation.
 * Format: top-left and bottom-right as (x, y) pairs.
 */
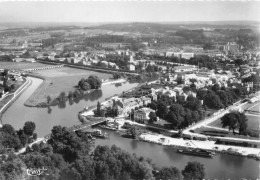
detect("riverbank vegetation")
(0, 124), (206, 180)
(0, 122), (37, 153)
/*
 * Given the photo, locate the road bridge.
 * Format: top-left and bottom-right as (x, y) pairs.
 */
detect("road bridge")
(44, 118), (106, 140)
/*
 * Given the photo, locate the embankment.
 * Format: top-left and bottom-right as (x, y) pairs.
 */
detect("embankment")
(0, 78), (31, 118)
(23, 74), (49, 107)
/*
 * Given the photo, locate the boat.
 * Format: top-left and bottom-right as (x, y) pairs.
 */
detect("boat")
(99, 125), (118, 131)
(177, 148), (214, 158)
(91, 129), (108, 138)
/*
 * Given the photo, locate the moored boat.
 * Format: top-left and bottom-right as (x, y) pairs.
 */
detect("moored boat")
(177, 148), (214, 158)
(99, 125), (118, 131)
(91, 129), (108, 138)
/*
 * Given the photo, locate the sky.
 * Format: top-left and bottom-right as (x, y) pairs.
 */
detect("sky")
(0, 1), (259, 23)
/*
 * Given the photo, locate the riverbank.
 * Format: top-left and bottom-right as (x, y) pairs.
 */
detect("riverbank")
(0, 77), (31, 123)
(138, 133), (260, 158)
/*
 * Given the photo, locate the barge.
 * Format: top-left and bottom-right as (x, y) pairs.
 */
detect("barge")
(177, 148), (214, 158)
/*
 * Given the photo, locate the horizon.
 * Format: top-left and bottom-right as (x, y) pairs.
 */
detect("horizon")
(0, 1), (259, 23)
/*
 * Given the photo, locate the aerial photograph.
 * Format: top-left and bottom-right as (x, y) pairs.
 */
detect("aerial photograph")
(0, 0), (259, 179)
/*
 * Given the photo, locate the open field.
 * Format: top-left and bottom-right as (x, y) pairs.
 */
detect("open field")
(35, 67), (112, 80)
(0, 62), (50, 70)
(25, 67), (112, 106)
(208, 102), (260, 132)
(246, 102), (260, 112)
(208, 114), (260, 132)
(193, 126), (259, 140)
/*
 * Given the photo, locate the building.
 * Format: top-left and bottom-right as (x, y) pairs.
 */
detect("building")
(223, 42), (239, 52)
(165, 51), (174, 57)
(174, 65), (197, 73)
(134, 108), (155, 124)
(128, 64), (135, 71)
(181, 53), (194, 60)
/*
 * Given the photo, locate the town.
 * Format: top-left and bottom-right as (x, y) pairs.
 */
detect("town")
(0, 2), (260, 180)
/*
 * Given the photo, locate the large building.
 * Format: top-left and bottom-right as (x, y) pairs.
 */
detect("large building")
(134, 107), (155, 124)
(174, 65), (197, 73)
(181, 53), (194, 59)
(223, 42), (239, 52)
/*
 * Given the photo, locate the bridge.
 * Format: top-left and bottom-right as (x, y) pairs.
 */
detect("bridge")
(44, 117), (106, 140)
(24, 65), (64, 72)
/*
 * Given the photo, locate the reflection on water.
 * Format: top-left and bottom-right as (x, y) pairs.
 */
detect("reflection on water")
(58, 101), (66, 109)
(47, 107), (52, 114)
(163, 146), (184, 162)
(131, 139), (138, 150)
(219, 153), (245, 168)
(115, 83), (122, 87)
(83, 89), (103, 102)
(56, 89), (103, 110)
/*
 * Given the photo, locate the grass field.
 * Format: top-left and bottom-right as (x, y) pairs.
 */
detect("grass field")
(25, 67), (112, 106)
(208, 115), (260, 132)
(0, 62), (50, 70)
(194, 126), (259, 140)
(35, 67), (111, 79)
(246, 102), (260, 112)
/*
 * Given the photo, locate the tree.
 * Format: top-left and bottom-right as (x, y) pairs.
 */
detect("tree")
(19, 133), (28, 147)
(183, 86), (191, 93)
(212, 84), (220, 93)
(82, 81), (91, 91)
(148, 112), (157, 124)
(156, 101), (168, 119)
(204, 91), (224, 109)
(113, 73), (121, 79)
(95, 101), (102, 117)
(190, 83), (197, 92)
(23, 121), (36, 136)
(47, 96), (51, 104)
(86, 75), (102, 89)
(221, 111), (248, 135)
(0, 157), (28, 180)
(31, 143), (40, 152)
(1, 124), (16, 135)
(155, 167), (181, 180)
(182, 161), (205, 180)
(33, 133), (37, 140)
(59, 92), (66, 102)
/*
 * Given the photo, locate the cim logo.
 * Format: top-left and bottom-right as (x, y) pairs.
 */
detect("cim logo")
(26, 167), (47, 176)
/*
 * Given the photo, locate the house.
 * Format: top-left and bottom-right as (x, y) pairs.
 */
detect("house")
(112, 97), (141, 115)
(12, 58), (23, 62)
(140, 96), (152, 106)
(24, 58), (36, 63)
(128, 64), (135, 71)
(134, 108), (155, 124)
(181, 53), (194, 60)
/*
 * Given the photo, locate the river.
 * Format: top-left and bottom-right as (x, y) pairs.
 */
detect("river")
(2, 77), (259, 179)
